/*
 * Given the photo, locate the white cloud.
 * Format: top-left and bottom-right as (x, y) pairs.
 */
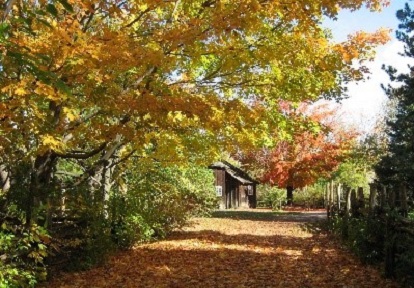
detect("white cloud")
(338, 39), (414, 133)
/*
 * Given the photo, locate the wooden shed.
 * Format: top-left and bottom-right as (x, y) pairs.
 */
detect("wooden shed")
(209, 161), (258, 209)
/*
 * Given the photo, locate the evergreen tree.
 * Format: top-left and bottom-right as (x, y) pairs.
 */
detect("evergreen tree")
(376, 2), (414, 187)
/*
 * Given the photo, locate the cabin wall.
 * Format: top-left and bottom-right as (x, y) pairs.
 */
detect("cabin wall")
(211, 168), (257, 209)
(213, 169), (226, 209)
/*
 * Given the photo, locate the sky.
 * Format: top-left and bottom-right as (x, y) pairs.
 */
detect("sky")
(323, 0), (413, 132)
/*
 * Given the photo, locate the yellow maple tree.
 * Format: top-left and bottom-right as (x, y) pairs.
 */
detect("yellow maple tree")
(0, 0), (390, 224)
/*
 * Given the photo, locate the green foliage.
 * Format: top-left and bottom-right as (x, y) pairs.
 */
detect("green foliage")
(50, 164), (218, 269)
(329, 207), (414, 287)
(0, 206), (49, 288)
(257, 185), (286, 210)
(110, 214), (154, 249)
(74, 218), (115, 270)
(294, 183), (325, 208)
(327, 135), (383, 194)
(347, 217), (385, 263)
(333, 161), (370, 190)
(116, 164), (218, 244)
(408, 210), (414, 220)
(328, 215), (385, 264)
(394, 231), (414, 286)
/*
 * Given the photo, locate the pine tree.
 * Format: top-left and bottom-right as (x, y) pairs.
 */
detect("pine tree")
(376, 2), (414, 187)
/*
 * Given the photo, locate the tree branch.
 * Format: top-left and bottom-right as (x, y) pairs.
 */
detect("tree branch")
(1, 0), (16, 23)
(55, 142), (107, 159)
(124, 7), (151, 28)
(107, 149), (136, 169)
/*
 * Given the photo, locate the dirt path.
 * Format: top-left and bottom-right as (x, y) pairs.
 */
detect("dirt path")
(44, 209), (399, 288)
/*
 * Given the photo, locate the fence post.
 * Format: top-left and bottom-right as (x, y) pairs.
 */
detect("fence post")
(337, 183), (342, 211)
(368, 183), (377, 213)
(326, 183), (330, 218)
(350, 189), (358, 217)
(357, 187), (365, 215)
(342, 186), (351, 239)
(345, 186), (351, 215)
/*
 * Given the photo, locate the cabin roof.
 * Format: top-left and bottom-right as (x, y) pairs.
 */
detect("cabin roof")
(208, 161), (259, 185)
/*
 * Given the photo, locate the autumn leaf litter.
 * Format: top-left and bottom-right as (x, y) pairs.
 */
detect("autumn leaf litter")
(44, 209), (399, 288)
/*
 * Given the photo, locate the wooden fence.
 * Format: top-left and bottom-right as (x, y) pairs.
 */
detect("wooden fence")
(325, 182), (414, 278)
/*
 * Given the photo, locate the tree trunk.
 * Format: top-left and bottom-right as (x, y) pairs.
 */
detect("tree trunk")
(0, 164), (10, 193)
(286, 186), (294, 206)
(27, 152), (57, 227)
(101, 159), (114, 219)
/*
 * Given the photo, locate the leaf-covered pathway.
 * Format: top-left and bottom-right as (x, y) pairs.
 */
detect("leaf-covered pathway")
(44, 210), (399, 288)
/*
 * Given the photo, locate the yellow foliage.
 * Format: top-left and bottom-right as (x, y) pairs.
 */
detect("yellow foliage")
(14, 87), (27, 96)
(62, 107), (78, 121)
(39, 135), (65, 154)
(0, 0), (390, 167)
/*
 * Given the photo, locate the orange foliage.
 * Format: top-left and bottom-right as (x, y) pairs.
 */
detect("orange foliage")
(245, 102), (358, 189)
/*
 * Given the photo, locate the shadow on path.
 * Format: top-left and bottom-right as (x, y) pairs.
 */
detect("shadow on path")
(211, 208), (327, 222)
(43, 209), (398, 288)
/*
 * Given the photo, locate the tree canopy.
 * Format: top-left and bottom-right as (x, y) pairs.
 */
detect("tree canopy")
(1, 0), (390, 168)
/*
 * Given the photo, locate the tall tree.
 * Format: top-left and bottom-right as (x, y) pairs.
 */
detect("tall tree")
(0, 0), (389, 222)
(376, 2), (414, 187)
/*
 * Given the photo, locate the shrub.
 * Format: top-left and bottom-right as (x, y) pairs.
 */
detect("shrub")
(114, 165), (218, 245)
(257, 185), (286, 210)
(395, 231), (414, 286)
(294, 184), (325, 208)
(328, 211), (414, 287)
(0, 205), (49, 288)
(328, 215), (385, 264)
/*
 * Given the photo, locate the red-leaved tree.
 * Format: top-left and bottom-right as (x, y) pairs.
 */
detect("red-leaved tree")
(240, 102), (357, 204)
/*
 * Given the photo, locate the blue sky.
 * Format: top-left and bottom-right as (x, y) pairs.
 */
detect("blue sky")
(325, 1), (401, 41)
(323, 0), (412, 132)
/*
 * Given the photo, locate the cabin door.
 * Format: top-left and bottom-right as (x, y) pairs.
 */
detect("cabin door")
(231, 188), (236, 208)
(236, 187), (240, 208)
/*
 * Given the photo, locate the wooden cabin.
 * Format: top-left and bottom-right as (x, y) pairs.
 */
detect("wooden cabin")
(209, 161), (258, 209)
